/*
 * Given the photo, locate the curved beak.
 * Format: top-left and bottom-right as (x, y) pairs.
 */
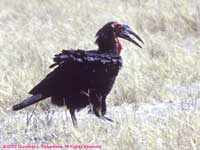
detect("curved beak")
(119, 25), (144, 48)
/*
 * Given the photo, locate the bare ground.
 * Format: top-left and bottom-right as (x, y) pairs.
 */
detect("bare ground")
(1, 0), (200, 149)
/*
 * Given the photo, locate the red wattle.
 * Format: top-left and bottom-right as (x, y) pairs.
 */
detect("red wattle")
(115, 38), (122, 54)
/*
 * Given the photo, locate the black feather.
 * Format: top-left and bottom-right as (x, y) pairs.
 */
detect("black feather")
(12, 21), (142, 126)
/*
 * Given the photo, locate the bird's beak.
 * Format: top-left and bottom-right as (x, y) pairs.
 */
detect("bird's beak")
(119, 25), (144, 48)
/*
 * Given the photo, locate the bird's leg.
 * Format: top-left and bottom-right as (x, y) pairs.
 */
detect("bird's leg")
(101, 96), (107, 116)
(93, 106), (101, 118)
(63, 97), (69, 121)
(101, 95), (113, 122)
(90, 92), (102, 118)
(69, 109), (77, 127)
(93, 101), (113, 122)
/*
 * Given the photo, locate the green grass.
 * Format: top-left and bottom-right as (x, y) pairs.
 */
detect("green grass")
(0, 0), (200, 149)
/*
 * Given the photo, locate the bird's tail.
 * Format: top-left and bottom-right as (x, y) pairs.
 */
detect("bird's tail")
(12, 94), (44, 111)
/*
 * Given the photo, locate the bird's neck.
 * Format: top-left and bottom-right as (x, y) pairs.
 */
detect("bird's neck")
(114, 35), (122, 54)
(96, 33), (122, 55)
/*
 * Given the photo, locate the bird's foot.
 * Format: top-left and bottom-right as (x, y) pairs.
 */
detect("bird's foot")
(103, 116), (113, 122)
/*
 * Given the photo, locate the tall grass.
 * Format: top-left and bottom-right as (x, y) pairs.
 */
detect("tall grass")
(0, 0), (200, 149)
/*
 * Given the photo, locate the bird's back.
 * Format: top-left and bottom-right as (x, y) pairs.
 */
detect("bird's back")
(29, 49), (122, 97)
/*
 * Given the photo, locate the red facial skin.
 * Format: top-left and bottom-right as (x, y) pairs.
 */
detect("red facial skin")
(114, 34), (122, 54)
(112, 23), (123, 55)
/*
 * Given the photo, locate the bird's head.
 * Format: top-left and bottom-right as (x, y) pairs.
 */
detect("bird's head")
(95, 22), (144, 55)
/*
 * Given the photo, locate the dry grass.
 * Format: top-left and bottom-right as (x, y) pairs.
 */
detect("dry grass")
(0, 0), (200, 149)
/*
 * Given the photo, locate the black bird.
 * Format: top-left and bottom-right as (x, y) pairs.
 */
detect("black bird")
(12, 22), (143, 126)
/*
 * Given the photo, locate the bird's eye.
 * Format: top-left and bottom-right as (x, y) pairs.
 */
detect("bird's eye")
(112, 23), (122, 34)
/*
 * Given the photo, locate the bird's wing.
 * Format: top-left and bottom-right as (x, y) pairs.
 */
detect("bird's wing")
(50, 49), (122, 68)
(29, 49), (122, 96)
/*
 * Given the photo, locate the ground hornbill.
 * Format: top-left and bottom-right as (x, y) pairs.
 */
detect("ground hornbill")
(12, 22), (143, 126)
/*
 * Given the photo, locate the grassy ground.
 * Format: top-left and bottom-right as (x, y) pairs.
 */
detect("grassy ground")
(0, 0), (200, 149)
